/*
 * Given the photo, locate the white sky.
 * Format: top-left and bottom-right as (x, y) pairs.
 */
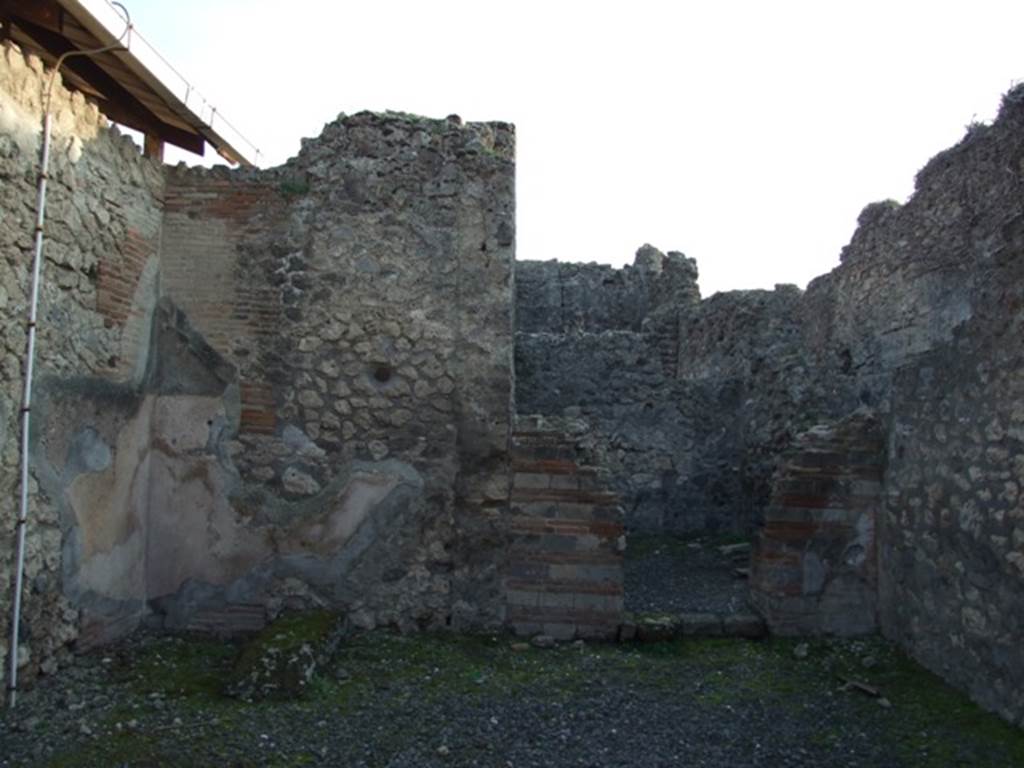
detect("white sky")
(116, 0), (1022, 297)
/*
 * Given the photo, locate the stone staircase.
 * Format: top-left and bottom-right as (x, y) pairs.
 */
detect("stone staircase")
(505, 418), (625, 640)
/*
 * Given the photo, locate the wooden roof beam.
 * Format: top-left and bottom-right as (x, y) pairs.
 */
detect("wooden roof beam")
(0, 0), (64, 34)
(10, 17), (204, 155)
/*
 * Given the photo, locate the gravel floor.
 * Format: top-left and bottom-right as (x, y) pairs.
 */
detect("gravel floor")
(1, 629), (1022, 768)
(625, 534), (752, 615)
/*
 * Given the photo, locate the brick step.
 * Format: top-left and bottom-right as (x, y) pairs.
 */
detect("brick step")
(508, 516), (624, 539)
(511, 458), (601, 476)
(505, 578), (622, 595)
(782, 466), (884, 481)
(759, 520), (859, 542)
(510, 500), (621, 523)
(510, 432), (565, 444)
(774, 477), (883, 495)
(512, 552), (622, 573)
(511, 429), (575, 442)
(505, 557), (621, 583)
(510, 443), (582, 463)
(512, 470), (603, 493)
(772, 493), (882, 511)
(783, 450), (884, 469)
(183, 604), (267, 636)
(507, 593), (623, 618)
(510, 430), (580, 448)
(512, 415), (564, 432)
(512, 550), (622, 566)
(510, 487), (619, 505)
(620, 611), (767, 642)
(506, 605), (622, 641)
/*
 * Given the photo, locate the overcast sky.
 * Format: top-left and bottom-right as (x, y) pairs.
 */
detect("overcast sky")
(111, 0), (1022, 297)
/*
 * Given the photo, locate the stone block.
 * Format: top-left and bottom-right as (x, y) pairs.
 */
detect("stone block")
(635, 615), (679, 642)
(617, 618), (638, 642)
(679, 613), (723, 637)
(721, 613), (767, 638)
(513, 472), (551, 490)
(543, 622), (577, 641)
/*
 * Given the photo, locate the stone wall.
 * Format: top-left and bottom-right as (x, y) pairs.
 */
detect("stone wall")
(873, 86), (1024, 725)
(3, 29), (1023, 729)
(517, 245), (699, 335)
(2, 37), (518, 684)
(750, 411), (884, 635)
(676, 285), (851, 528)
(506, 416), (624, 640)
(697, 85), (1024, 723)
(148, 112), (516, 635)
(882, 325), (1024, 725)
(515, 250), (866, 537)
(514, 247), (740, 534)
(512, 84), (1024, 725)
(0, 41), (165, 679)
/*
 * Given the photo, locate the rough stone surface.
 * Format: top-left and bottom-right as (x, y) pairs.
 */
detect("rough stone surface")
(142, 110), (514, 640)
(0, 41), (165, 684)
(750, 410), (884, 636)
(624, 535), (751, 615)
(512, 85), (1024, 726)
(516, 247), (743, 534)
(1, 41), (516, 685)
(842, 87), (1024, 726)
(516, 246), (699, 334)
(505, 416), (625, 640)
(224, 611), (347, 702)
(881, 306), (1024, 725)
(3, 34), (1024, 731)
(516, 256), (850, 536)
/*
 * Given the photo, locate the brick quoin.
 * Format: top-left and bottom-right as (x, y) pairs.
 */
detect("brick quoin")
(96, 228), (156, 326)
(162, 174), (287, 438)
(239, 382), (276, 435)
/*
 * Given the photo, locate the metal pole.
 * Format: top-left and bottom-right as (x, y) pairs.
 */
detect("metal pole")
(7, 110), (51, 709)
(6, 3), (130, 708)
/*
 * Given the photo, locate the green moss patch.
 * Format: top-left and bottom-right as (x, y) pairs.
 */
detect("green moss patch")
(35, 631), (1024, 768)
(111, 635), (238, 698)
(226, 610), (345, 701)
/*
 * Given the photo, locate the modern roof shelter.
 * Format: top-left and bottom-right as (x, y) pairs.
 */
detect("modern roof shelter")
(0, 0), (255, 165)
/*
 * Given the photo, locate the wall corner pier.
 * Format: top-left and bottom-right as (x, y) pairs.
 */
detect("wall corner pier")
(749, 409), (884, 637)
(1, 53), (519, 689)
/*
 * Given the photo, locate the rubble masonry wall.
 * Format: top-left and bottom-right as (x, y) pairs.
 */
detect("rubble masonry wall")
(0, 41), (165, 677)
(151, 112), (515, 637)
(2, 34), (1023, 727)
(1, 38), (516, 682)
(514, 86), (1024, 724)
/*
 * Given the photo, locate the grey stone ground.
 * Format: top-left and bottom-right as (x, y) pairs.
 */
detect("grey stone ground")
(624, 534), (751, 615)
(1, 628), (1022, 768)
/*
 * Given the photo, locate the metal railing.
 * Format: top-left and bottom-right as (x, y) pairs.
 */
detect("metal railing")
(84, 0), (262, 165)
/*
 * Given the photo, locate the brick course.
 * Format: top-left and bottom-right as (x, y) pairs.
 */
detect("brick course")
(504, 422), (624, 640)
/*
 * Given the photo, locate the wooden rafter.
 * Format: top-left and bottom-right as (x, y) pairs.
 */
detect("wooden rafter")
(0, 0), (254, 161)
(9, 16), (204, 154)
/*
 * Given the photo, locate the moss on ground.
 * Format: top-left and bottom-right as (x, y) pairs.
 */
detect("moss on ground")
(232, 610), (338, 675)
(38, 629), (1024, 768)
(315, 630), (588, 706)
(110, 634), (238, 698)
